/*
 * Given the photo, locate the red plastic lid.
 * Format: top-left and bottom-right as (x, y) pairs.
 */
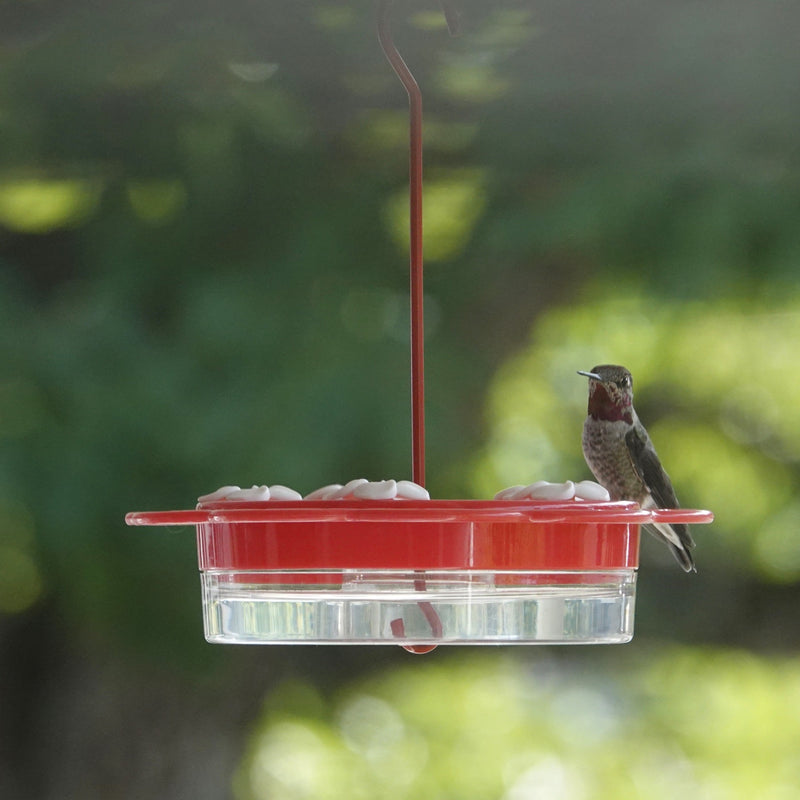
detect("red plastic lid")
(126, 500), (714, 571)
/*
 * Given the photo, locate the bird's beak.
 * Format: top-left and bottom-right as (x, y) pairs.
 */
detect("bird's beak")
(577, 370), (602, 380)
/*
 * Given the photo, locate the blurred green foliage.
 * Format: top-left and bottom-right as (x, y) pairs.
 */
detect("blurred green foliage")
(236, 648), (800, 800)
(1, 0), (800, 797)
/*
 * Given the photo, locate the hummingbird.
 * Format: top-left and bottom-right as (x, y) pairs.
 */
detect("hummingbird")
(578, 365), (696, 572)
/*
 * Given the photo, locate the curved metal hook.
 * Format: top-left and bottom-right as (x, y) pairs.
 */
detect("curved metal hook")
(377, 0), (425, 489)
(377, 0), (457, 490)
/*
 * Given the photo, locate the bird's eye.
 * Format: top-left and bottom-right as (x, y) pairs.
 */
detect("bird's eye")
(618, 376), (630, 388)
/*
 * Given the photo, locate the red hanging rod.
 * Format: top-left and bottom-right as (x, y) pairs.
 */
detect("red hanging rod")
(377, 1), (458, 488)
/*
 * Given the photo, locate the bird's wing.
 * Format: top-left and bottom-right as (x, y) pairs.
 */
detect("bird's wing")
(624, 425), (680, 509)
(625, 425), (696, 553)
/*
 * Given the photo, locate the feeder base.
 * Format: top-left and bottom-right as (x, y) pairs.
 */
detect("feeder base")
(200, 569), (636, 645)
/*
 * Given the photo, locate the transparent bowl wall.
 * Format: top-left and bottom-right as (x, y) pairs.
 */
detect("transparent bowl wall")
(201, 567), (637, 645)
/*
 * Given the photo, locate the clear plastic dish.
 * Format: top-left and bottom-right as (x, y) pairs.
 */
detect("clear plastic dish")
(126, 500), (713, 647)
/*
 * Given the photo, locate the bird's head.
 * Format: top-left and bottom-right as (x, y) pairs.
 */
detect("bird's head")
(577, 364), (634, 423)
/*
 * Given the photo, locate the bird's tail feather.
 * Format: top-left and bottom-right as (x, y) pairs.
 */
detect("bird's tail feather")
(644, 522), (696, 573)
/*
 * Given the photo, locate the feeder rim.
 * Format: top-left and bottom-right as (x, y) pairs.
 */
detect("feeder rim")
(125, 499), (714, 527)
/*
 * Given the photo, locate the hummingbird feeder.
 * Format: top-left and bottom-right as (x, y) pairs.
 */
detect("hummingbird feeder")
(125, 1), (713, 652)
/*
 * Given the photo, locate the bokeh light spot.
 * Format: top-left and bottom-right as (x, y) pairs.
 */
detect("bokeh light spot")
(0, 545), (44, 613)
(385, 170), (486, 261)
(126, 178), (187, 224)
(0, 177), (102, 232)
